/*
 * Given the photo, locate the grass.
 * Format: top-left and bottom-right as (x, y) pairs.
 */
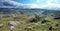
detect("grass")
(0, 14), (60, 31)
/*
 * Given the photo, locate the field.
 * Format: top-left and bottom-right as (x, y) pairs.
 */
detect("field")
(0, 13), (60, 31)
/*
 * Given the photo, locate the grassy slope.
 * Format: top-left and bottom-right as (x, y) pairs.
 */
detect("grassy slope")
(0, 14), (60, 31)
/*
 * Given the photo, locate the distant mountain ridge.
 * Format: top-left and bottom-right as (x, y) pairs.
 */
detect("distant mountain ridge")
(43, 10), (60, 15)
(0, 8), (44, 15)
(0, 8), (60, 15)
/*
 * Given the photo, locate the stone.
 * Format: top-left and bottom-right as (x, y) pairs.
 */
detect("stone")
(9, 26), (15, 30)
(9, 21), (20, 26)
(0, 24), (3, 28)
(8, 21), (20, 30)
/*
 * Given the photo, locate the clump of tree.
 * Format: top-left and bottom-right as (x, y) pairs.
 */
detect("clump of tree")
(49, 26), (53, 31)
(41, 19), (48, 24)
(28, 14), (41, 23)
(35, 14), (41, 21)
(29, 18), (38, 23)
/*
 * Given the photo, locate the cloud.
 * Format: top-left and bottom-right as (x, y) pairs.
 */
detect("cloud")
(4, 0), (23, 6)
(0, 0), (41, 8)
(1, 0), (60, 9)
(40, 0), (60, 9)
(0, 0), (22, 8)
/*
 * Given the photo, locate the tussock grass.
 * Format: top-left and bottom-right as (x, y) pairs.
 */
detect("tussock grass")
(0, 14), (60, 31)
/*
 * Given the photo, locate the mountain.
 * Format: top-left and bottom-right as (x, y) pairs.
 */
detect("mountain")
(0, 0), (60, 15)
(43, 10), (60, 15)
(44, 7), (60, 10)
(0, 8), (60, 15)
(0, 8), (44, 15)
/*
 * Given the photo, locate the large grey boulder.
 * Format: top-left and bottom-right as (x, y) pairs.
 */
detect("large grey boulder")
(8, 21), (20, 30)
(9, 21), (20, 26)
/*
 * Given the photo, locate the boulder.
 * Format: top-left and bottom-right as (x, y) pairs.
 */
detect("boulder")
(0, 24), (3, 28)
(8, 21), (20, 30)
(9, 21), (20, 26)
(9, 25), (15, 30)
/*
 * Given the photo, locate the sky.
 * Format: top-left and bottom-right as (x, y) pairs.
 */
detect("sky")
(0, 0), (60, 9)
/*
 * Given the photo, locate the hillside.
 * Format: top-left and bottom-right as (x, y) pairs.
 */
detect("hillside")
(0, 9), (60, 31)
